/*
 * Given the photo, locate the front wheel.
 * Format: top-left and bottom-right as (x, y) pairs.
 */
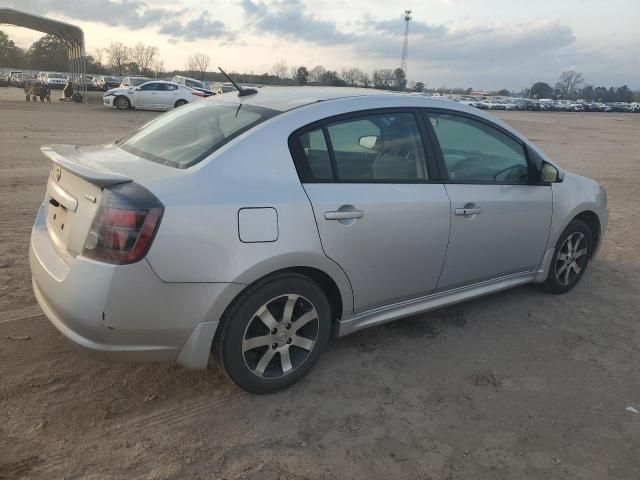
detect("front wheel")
(213, 273), (332, 393)
(114, 96), (131, 110)
(541, 219), (592, 294)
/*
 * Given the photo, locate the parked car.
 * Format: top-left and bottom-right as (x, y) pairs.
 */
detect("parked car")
(0, 74), (8, 87)
(103, 80), (205, 110)
(37, 72), (67, 89)
(10, 73), (35, 87)
(170, 75), (219, 96)
(30, 87), (608, 393)
(119, 76), (151, 88)
(94, 75), (122, 91)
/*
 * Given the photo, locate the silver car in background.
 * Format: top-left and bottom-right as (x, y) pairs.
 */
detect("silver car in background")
(30, 87), (607, 393)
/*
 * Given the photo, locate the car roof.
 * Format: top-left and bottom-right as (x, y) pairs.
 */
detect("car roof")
(211, 86), (396, 112)
(137, 80), (178, 86)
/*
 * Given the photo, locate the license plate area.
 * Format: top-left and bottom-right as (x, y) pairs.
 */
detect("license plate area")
(46, 199), (71, 252)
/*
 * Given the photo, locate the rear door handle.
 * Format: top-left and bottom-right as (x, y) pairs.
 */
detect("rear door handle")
(324, 210), (364, 220)
(455, 207), (482, 215)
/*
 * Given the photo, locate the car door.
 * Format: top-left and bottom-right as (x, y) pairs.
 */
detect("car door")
(154, 83), (178, 108)
(134, 82), (162, 108)
(424, 111), (552, 290)
(291, 111), (451, 313)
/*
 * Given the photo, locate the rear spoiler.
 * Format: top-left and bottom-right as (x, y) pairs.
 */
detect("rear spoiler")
(41, 145), (132, 188)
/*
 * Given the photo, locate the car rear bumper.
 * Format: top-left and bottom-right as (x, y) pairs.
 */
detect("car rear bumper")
(29, 203), (243, 367)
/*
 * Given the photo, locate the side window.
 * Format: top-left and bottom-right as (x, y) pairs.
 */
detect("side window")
(294, 113), (429, 182)
(327, 113), (428, 181)
(140, 83), (159, 91)
(186, 79), (200, 88)
(298, 128), (333, 180)
(427, 113), (529, 183)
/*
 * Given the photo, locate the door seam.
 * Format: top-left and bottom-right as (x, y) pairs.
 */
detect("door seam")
(435, 183), (453, 291)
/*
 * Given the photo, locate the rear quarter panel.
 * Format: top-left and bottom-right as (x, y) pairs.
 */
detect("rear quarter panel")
(142, 113), (355, 315)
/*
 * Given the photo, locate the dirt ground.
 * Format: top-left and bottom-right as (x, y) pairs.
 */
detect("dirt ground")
(0, 85), (639, 479)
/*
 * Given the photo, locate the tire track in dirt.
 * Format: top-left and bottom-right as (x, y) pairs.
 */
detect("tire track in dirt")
(0, 305), (43, 324)
(2, 452), (66, 479)
(107, 388), (248, 436)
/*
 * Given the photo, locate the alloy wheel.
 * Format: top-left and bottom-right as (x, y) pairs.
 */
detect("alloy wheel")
(115, 97), (129, 109)
(555, 232), (588, 286)
(242, 294), (319, 379)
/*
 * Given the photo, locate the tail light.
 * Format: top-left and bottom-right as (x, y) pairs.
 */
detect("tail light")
(83, 183), (163, 264)
(191, 91), (205, 97)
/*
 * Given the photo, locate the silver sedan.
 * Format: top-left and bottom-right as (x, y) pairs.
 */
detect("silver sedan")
(30, 87), (608, 393)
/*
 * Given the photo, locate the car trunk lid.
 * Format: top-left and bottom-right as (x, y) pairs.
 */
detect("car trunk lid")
(41, 145), (133, 262)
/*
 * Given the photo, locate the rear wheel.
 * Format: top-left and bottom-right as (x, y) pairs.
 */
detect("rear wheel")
(213, 273), (331, 393)
(541, 219), (592, 294)
(174, 99), (188, 108)
(114, 96), (130, 110)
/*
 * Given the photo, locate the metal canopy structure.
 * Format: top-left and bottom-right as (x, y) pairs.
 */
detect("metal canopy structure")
(0, 8), (87, 101)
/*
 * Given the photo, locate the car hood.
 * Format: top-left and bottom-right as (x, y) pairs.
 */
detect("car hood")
(105, 87), (131, 95)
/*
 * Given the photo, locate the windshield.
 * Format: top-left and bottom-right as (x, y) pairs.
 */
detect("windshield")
(48, 73), (64, 78)
(117, 101), (279, 168)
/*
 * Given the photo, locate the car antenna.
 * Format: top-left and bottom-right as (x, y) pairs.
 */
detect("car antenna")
(218, 67), (257, 97)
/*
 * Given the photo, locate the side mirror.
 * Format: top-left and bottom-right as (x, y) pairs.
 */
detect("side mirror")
(541, 162), (563, 183)
(358, 135), (378, 150)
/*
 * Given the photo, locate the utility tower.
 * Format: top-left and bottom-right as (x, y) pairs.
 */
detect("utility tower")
(400, 9), (412, 76)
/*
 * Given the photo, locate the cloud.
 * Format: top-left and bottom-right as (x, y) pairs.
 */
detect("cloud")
(236, 1), (588, 87)
(5, 0), (231, 42)
(6, 0), (178, 29)
(241, 0), (351, 45)
(159, 11), (234, 42)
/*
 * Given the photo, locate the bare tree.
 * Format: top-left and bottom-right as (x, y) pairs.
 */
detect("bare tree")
(308, 65), (326, 83)
(341, 68), (366, 86)
(93, 47), (105, 68)
(185, 56), (197, 77)
(373, 69), (395, 88)
(556, 70), (584, 97)
(151, 59), (165, 78)
(193, 52), (210, 80)
(106, 42), (130, 76)
(271, 58), (288, 80)
(358, 72), (371, 87)
(131, 42), (159, 75)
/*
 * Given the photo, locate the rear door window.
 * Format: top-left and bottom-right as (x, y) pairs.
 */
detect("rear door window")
(297, 128), (333, 180)
(293, 112), (429, 182)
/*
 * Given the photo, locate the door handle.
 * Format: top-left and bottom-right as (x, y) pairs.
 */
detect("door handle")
(324, 210), (364, 220)
(455, 207), (482, 215)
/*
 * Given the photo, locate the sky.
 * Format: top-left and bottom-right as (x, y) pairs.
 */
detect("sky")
(2, 0), (639, 90)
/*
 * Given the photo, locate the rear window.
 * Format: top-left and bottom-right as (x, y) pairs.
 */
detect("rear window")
(117, 101), (279, 168)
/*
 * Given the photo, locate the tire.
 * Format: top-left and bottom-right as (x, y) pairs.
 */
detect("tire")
(540, 219), (593, 294)
(114, 96), (131, 110)
(174, 99), (188, 108)
(213, 272), (332, 394)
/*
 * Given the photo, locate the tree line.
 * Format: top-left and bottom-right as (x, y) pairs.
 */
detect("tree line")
(528, 70), (636, 103)
(2, 30), (636, 101)
(0, 31), (164, 77)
